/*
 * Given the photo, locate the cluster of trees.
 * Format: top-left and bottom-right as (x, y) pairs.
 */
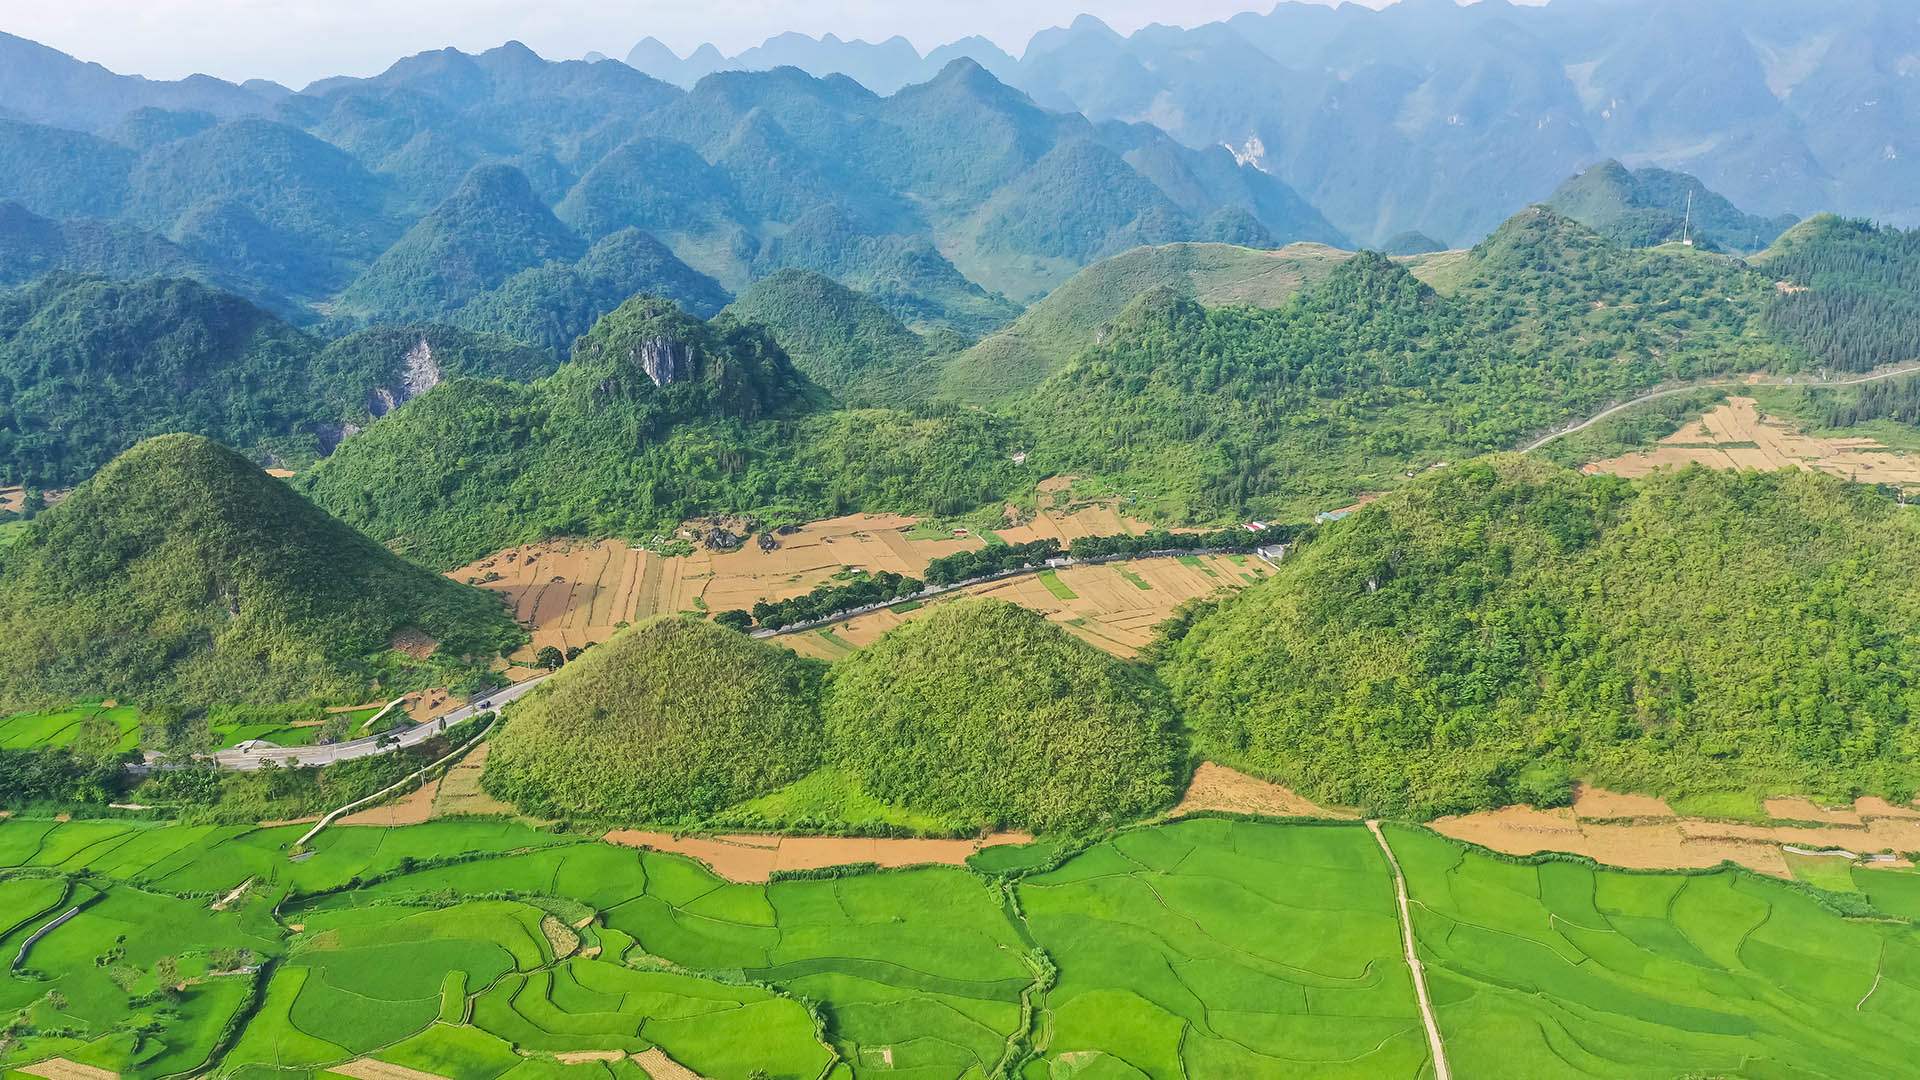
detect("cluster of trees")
(0, 273), (550, 487)
(922, 539), (1061, 586)
(1066, 523), (1295, 560)
(748, 571), (922, 631)
(0, 745), (128, 807)
(298, 304), (1032, 568)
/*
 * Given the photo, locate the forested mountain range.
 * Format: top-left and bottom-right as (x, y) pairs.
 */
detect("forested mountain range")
(0, 32), (1344, 332)
(624, 0), (1920, 247)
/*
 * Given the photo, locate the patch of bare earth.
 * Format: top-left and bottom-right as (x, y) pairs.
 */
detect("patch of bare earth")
(632, 1047), (707, 1080)
(1170, 763), (1352, 818)
(331, 1061), (453, 1080)
(1433, 785), (1920, 878)
(18, 1059), (119, 1080)
(338, 780), (439, 827)
(555, 1052), (626, 1065)
(602, 830), (1033, 884)
(390, 628), (437, 660)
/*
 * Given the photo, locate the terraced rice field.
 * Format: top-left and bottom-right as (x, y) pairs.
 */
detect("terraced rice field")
(782, 553), (1260, 660)
(8, 811), (1918, 1080)
(1583, 396), (1920, 488)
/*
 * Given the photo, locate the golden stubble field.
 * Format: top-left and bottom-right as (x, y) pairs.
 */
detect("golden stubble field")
(779, 552), (1265, 661)
(1584, 396), (1920, 487)
(448, 513), (986, 656)
(449, 485), (1267, 661)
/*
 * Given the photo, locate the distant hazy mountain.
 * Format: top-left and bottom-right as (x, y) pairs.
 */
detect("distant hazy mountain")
(1546, 160), (1799, 253)
(0, 34), (1340, 333)
(626, 0), (1920, 246)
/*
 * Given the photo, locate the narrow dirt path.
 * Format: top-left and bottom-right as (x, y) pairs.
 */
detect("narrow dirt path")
(1368, 821), (1451, 1080)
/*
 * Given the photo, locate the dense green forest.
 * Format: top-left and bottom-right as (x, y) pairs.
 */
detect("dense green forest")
(1759, 215), (1920, 374)
(1161, 458), (1920, 817)
(0, 273), (551, 486)
(483, 617), (826, 821)
(0, 434), (522, 710)
(823, 598), (1188, 830)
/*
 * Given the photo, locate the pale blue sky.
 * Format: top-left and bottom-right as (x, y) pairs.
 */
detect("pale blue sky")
(6, 0), (1416, 89)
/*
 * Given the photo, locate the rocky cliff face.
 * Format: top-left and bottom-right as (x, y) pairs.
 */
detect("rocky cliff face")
(634, 334), (694, 387)
(365, 336), (444, 417)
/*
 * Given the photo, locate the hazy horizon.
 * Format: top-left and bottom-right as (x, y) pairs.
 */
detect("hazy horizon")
(10, 0), (1445, 89)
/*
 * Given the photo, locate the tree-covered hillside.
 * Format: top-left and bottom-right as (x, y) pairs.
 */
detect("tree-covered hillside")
(0, 42), (1339, 336)
(0, 274), (551, 487)
(1161, 457), (1920, 817)
(722, 269), (951, 408)
(1026, 210), (1797, 522)
(823, 597), (1187, 831)
(0, 434), (522, 710)
(297, 296), (1029, 567)
(1757, 215), (1920, 374)
(483, 617), (825, 821)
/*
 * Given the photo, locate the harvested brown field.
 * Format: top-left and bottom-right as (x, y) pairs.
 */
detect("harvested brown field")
(18, 1059), (120, 1080)
(448, 514), (984, 660)
(602, 829), (1033, 884)
(332, 1060), (453, 1080)
(632, 1048), (706, 1080)
(1169, 763), (1352, 819)
(429, 741), (521, 819)
(1433, 787), (1920, 878)
(781, 553), (1258, 661)
(338, 779), (439, 827)
(555, 1052), (627, 1066)
(1583, 396), (1920, 487)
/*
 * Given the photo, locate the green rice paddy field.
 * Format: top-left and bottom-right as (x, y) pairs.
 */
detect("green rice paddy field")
(1, 816), (1918, 1080)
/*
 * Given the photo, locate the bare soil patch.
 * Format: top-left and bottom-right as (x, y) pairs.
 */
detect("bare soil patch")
(1170, 763), (1352, 818)
(18, 1059), (120, 1080)
(632, 1048), (706, 1080)
(555, 1052), (626, 1065)
(333, 1062), (451, 1080)
(602, 829), (1033, 883)
(1584, 396), (1920, 488)
(390, 628), (437, 660)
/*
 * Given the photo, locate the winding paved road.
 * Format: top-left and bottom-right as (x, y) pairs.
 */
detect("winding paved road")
(1521, 364), (1920, 453)
(209, 673), (551, 771)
